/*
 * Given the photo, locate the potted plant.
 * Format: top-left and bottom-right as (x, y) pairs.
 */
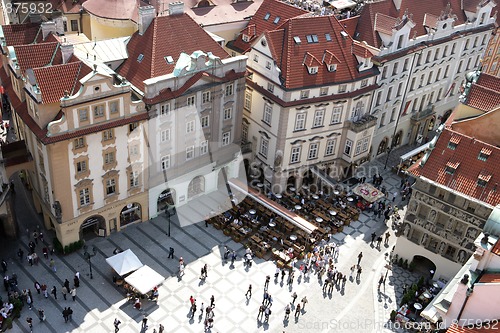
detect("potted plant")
(389, 310), (397, 322)
(408, 260), (416, 272)
(223, 228), (231, 236)
(403, 259), (409, 270)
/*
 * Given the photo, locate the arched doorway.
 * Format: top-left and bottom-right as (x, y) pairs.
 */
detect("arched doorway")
(120, 203), (142, 227)
(393, 130), (403, 147)
(188, 175), (205, 198)
(411, 255), (437, 278)
(377, 138), (388, 155)
(157, 189), (176, 212)
(302, 169), (317, 192)
(287, 175), (296, 188)
(80, 215), (106, 240)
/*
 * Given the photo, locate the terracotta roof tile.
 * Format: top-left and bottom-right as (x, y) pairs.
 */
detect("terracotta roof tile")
(50, 0), (87, 14)
(479, 273), (500, 283)
(465, 84), (500, 112)
(265, 14), (376, 89)
(374, 13), (399, 35)
(408, 127), (500, 207)
(231, 0), (307, 53)
(492, 239), (500, 256)
(355, 0), (471, 48)
(118, 13), (229, 92)
(33, 61), (92, 104)
(475, 72), (500, 91)
(1, 23), (41, 47)
(14, 42), (63, 74)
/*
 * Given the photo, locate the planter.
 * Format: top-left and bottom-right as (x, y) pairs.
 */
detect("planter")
(223, 229), (231, 236)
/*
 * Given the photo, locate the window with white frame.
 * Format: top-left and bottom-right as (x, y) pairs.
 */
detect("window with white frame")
(129, 171), (139, 188)
(338, 84), (347, 93)
(187, 95), (195, 106)
(242, 123), (248, 142)
(222, 131), (230, 146)
(160, 103), (170, 116)
(76, 160), (86, 173)
(403, 58), (409, 71)
(290, 146), (301, 163)
(78, 108), (88, 121)
(200, 140), (208, 155)
(253, 54), (259, 62)
(259, 137), (269, 157)
(202, 91), (211, 103)
(267, 83), (274, 92)
(325, 139), (336, 156)
(186, 120), (195, 133)
(186, 146), (194, 160)
(396, 82), (403, 97)
(313, 109), (325, 127)
(106, 178), (116, 195)
(201, 115), (209, 128)
(244, 91), (252, 110)
(161, 129), (170, 142)
(375, 91), (382, 106)
(104, 152), (115, 164)
(344, 139), (353, 155)
(79, 188), (90, 206)
(93, 104), (105, 118)
(161, 155), (170, 170)
(266, 61), (272, 69)
(263, 104), (272, 125)
(351, 101), (364, 120)
(320, 87), (329, 96)
(308, 143), (319, 159)
(109, 100), (119, 114)
(308, 66), (318, 74)
(225, 84), (234, 96)
(74, 137), (85, 149)
(103, 129), (114, 141)
(223, 108), (232, 120)
(390, 108), (397, 122)
(361, 79), (368, 87)
(354, 137), (370, 155)
(331, 106), (342, 124)
(392, 62), (399, 75)
(294, 113), (306, 131)
(300, 90), (309, 99)
(328, 64), (337, 72)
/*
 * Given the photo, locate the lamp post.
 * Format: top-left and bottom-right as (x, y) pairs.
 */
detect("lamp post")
(83, 245), (97, 279)
(384, 145), (393, 170)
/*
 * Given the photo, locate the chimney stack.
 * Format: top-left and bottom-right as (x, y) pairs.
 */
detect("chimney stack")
(169, 1), (184, 16)
(61, 43), (74, 64)
(41, 21), (57, 40)
(138, 5), (156, 36)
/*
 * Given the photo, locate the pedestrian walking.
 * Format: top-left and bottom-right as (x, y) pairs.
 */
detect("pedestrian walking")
(370, 232), (376, 245)
(1, 259), (7, 273)
(33, 231), (38, 244)
(376, 236), (383, 249)
(74, 274), (80, 288)
(26, 317), (33, 332)
(62, 308), (68, 322)
(38, 308), (45, 321)
(114, 318), (121, 332)
(34, 281), (41, 294)
(62, 286), (68, 300)
(168, 247), (174, 259)
(191, 302), (197, 319)
(245, 284), (252, 298)
(70, 287), (76, 301)
(291, 291), (297, 304)
(17, 249), (24, 262)
(51, 286), (57, 300)
(231, 251), (237, 266)
(301, 296), (308, 310)
(257, 304), (265, 320)
(378, 274), (385, 290)
(210, 295), (215, 308)
(284, 303), (291, 320)
(356, 266), (362, 280)
(264, 306), (271, 323)
(158, 323), (164, 333)
(26, 295), (33, 309)
(357, 252), (363, 265)
(294, 304), (301, 318)
(42, 247), (48, 259)
(262, 291), (269, 305)
(64, 279), (70, 291)
(264, 275), (270, 289)
(41, 284), (48, 298)
(384, 232), (390, 245)
(49, 258), (56, 272)
(142, 315), (148, 329)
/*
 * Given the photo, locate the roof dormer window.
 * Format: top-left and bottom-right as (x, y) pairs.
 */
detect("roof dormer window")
(308, 66), (318, 74)
(447, 136), (460, 150)
(328, 64), (337, 72)
(477, 173), (491, 187)
(242, 34), (249, 42)
(445, 161), (459, 175)
(478, 148), (491, 161)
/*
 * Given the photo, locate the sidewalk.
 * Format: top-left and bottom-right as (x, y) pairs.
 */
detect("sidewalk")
(0, 152), (420, 333)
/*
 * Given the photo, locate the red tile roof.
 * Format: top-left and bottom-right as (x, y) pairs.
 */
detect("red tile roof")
(492, 239), (500, 256)
(374, 13), (399, 35)
(408, 127), (500, 207)
(465, 84), (500, 112)
(475, 72), (500, 91)
(265, 14), (376, 89)
(50, 0), (87, 14)
(479, 273), (500, 283)
(355, 0), (472, 49)
(118, 13), (229, 92)
(33, 61), (92, 104)
(14, 42), (63, 74)
(1, 23), (41, 47)
(230, 0), (307, 53)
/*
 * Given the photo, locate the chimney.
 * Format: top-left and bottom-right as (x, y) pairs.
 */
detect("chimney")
(61, 43), (74, 64)
(41, 21), (57, 40)
(29, 12), (41, 23)
(169, 1), (184, 16)
(138, 5), (156, 36)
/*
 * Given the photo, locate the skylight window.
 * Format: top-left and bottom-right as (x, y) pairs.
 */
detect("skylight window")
(293, 36), (301, 44)
(264, 12), (270, 20)
(273, 16), (281, 24)
(137, 54), (144, 63)
(306, 35), (319, 43)
(165, 56), (174, 64)
(325, 33), (331, 41)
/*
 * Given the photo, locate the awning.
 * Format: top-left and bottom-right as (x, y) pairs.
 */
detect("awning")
(125, 265), (164, 295)
(400, 142), (431, 162)
(329, 0), (356, 10)
(352, 183), (385, 203)
(420, 305), (441, 323)
(105, 249), (143, 276)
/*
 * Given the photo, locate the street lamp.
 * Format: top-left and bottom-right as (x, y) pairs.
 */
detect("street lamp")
(83, 245), (97, 279)
(384, 145), (393, 170)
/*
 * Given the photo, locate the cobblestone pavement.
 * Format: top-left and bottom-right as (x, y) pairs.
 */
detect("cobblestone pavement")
(0, 151), (425, 333)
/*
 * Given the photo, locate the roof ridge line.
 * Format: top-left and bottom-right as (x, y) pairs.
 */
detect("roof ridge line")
(48, 43), (61, 67)
(70, 62), (83, 96)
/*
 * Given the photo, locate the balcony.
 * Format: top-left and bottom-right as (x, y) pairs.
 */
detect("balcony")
(411, 104), (435, 123)
(241, 141), (252, 154)
(346, 114), (377, 133)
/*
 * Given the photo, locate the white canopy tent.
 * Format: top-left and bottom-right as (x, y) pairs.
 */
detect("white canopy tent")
(105, 249), (143, 276)
(329, 0), (356, 10)
(125, 265), (165, 295)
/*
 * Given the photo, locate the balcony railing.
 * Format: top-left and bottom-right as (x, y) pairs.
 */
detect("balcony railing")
(346, 114), (377, 133)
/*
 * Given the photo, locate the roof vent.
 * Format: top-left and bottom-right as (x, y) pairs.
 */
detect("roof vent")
(340, 31), (349, 39)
